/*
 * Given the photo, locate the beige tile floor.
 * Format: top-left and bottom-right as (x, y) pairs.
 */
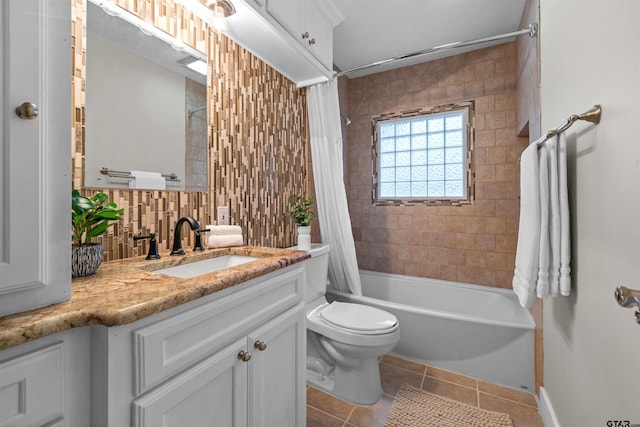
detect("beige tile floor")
(306, 354), (543, 427)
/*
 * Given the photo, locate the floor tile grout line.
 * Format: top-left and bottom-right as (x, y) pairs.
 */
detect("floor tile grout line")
(344, 406), (356, 426)
(477, 390), (540, 409)
(423, 372), (479, 393)
(379, 360), (427, 377)
(306, 404), (350, 424)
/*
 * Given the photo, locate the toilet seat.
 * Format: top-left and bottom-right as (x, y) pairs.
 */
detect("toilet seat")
(320, 302), (398, 335)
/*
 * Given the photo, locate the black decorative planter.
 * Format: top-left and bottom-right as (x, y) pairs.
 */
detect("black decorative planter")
(71, 243), (103, 277)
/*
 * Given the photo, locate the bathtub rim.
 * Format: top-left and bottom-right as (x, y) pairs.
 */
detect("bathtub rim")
(328, 269), (535, 331)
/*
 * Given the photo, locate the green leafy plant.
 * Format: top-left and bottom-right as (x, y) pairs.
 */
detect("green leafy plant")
(289, 194), (316, 226)
(72, 190), (124, 246)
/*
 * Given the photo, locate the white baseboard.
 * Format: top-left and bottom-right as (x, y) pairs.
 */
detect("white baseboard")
(538, 387), (560, 427)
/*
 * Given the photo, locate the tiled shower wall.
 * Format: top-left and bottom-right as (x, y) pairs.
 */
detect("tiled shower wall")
(72, 0), (308, 261)
(346, 42), (526, 288)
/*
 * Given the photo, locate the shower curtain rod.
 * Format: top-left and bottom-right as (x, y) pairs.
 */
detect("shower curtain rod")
(335, 23), (538, 78)
(536, 105), (602, 147)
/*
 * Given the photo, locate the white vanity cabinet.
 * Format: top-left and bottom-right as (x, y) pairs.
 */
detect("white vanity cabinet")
(132, 305), (305, 427)
(92, 264), (307, 427)
(0, 0), (72, 317)
(0, 328), (91, 426)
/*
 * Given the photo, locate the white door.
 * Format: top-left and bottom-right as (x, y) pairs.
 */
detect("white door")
(247, 305), (306, 427)
(540, 0), (640, 425)
(0, 0), (71, 317)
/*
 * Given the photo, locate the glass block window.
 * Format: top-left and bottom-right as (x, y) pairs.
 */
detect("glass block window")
(373, 102), (474, 205)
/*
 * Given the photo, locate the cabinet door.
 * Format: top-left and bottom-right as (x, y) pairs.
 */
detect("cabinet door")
(266, 0), (304, 44)
(304, 1), (334, 69)
(0, 343), (64, 427)
(0, 0), (72, 317)
(247, 304), (305, 427)
(132, 339), (248, 427)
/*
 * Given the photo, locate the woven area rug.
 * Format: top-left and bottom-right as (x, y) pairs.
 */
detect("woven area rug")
(384, 384), (513, 427)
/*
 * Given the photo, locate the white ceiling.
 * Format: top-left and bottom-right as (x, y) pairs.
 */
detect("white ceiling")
(332, 0), (527, 78)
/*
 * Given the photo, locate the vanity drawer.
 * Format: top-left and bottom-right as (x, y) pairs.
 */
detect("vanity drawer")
(0, 342), (64, 427)
(132, 265), (304, 396)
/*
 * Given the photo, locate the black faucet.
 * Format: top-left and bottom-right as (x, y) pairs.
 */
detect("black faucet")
(171, 216), (205, 255)
(134, 233), (161, 260)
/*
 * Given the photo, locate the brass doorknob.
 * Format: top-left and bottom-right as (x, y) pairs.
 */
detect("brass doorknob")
(254, 340), (267, 351)
(237, 350), (252, 362)
(15, 102), (38, 120)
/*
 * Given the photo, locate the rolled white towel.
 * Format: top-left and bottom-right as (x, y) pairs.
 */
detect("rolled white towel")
(208, 225), (242, 236)
(207, 234), (243, 248)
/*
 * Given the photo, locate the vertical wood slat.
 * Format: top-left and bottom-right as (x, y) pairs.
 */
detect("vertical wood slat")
(72, 0), (308, 261)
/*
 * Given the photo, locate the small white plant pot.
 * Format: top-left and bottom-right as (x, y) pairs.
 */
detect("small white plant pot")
(297, 225), (311, 250)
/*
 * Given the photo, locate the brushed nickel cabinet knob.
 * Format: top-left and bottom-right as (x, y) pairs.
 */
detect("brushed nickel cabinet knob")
(15, 102), (38, 120)
(237, 350), (252, 362)
(254, 340), (267, 351)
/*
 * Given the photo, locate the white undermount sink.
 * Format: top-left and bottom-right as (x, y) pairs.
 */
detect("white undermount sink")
(152, 255), (259, 279)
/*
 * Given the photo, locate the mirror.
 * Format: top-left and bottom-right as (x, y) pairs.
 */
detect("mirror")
(84, 0), (208, 192)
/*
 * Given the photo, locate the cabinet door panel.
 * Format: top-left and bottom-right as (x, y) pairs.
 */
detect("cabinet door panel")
(304, 1), (333, 69)
(0, 0), (71, 317)
(266, 0), (303, 42)
(132, 339), (248, 427)
(248, 305), (305, 427)
(0, 343), (64, 427)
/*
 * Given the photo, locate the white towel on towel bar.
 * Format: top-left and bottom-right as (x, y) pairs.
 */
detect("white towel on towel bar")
(514, 134), (572, 308)
(548, 137), (561, 296)
(536, 144), (550, 299)
(513, 142), (540, 308)
(558, 133), (572, 295)
(129, 170), (166, 190)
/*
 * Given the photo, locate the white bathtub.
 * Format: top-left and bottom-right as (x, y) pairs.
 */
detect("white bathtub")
(326, 270), (535, 392)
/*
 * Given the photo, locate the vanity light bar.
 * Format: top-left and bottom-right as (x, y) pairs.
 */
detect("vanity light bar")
(88, 0), (206, 63)
(178, 57), (208, 76)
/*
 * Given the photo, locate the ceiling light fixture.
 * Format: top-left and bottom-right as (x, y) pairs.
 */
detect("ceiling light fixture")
(205, 0), (235, 33)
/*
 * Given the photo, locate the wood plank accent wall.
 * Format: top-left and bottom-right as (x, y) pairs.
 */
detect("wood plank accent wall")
(71, 0), (308, 261)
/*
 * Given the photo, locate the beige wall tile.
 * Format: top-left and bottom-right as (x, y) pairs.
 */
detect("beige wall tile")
(347, 43), (520, 291)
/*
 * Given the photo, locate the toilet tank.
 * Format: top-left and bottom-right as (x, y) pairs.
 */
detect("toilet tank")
(303, 243), (330, 303)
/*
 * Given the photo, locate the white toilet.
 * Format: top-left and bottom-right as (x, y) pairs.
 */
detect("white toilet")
(302, 243), (400, 405)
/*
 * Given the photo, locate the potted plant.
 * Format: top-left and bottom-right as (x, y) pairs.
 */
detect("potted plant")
(71, 190), (124, 277)
(289, 194), (315, 250)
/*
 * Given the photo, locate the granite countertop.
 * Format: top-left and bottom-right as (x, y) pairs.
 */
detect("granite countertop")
(0, 246), (310, 351)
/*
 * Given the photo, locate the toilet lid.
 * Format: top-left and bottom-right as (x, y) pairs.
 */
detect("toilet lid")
(320, 302), (398, 333)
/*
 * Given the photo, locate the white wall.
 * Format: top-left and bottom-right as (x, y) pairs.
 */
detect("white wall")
(85, 36), (186, 189)
(540, 0), (640, 424)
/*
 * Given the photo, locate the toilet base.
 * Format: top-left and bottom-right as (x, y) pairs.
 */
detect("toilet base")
(306, 356), (383, 405)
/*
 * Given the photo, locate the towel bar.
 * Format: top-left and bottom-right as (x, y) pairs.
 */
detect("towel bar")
(100, 167), (181, 182)
(536, 105), (602, 147)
